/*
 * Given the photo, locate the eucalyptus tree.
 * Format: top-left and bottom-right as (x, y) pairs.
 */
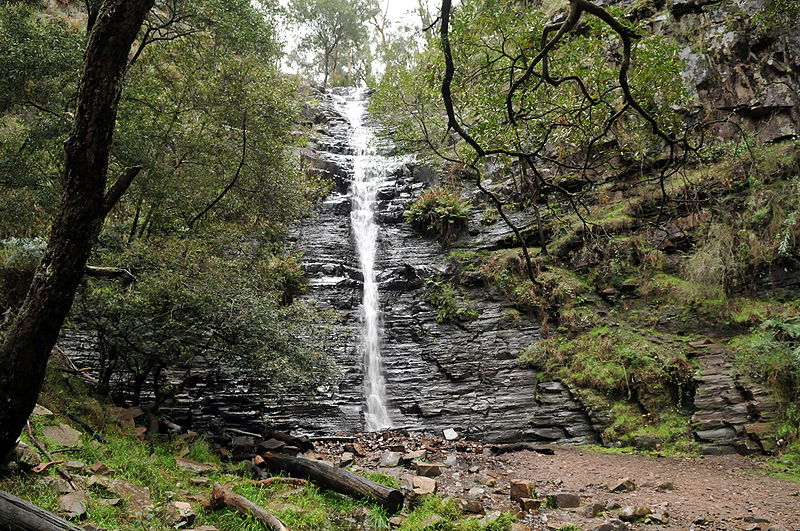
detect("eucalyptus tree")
(0, 0), (154, 461)
(286, 0), (379, 87)
(373, 0), (697, 281)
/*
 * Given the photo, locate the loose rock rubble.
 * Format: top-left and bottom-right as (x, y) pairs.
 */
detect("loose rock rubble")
(309, 430), (800, 530)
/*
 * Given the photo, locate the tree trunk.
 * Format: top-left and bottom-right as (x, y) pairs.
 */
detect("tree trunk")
(259, 452), (404, 514)
(0, 0), (154, 460)
(0, 491), (82, 531)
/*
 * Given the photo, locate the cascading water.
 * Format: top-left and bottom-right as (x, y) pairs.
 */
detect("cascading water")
(331, 89), (393, 431)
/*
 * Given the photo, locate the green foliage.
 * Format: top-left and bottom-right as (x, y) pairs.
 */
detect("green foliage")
(372, 0), (690, 171)
(424, 278), (479, 323)
(397, 495), (516, 531)
(730, 316), (800, 406)
(522, 326), (695, 448)
(285, 0), (378, 87)
(0, 237), (46, 313)
(73, 237), (336, 405)
(755, 0), (800, 30)
(405, 186), (471, 245)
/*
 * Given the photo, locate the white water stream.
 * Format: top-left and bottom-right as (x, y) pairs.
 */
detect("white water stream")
(331, 89), (393, 431)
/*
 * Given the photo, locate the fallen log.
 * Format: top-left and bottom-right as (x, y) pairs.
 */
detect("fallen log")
(489, 442), (555, 455)
(0, 490), (82, 531)
(252, 477), (308, 488)
(264, 430), (314, 452)
(209, 483), (287, 531)
(260, 452), (404, 514)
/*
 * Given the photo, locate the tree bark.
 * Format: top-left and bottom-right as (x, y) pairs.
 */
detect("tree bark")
(209, 483), (288, 531)
(260, 452), (404, 514)
(0, 0), (154, 460)
(0, 491), (82, 531)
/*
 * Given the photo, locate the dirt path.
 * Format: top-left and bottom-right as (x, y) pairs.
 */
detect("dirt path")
(496, 447), (800, 530)
(315, 433), (800, 530)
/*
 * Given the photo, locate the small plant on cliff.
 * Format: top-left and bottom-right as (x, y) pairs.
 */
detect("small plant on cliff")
(405, 186), (470, 246)
(424, 278), (479, 323)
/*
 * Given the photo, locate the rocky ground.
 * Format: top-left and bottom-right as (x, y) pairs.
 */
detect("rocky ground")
(311, 431), (800, 531)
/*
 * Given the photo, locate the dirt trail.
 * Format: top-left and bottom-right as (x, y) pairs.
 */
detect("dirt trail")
(498, 446), (800, 530)
(315, 433), (800, 530)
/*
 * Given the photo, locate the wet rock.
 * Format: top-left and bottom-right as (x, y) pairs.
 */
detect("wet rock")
(619, 506), (651, 522)
(509, 479), (535, 502)
(593, 519), (629, 531)
(744, 515), (771, 523)
(42, 424), (82, 447)
(412, 475), (437, 495)
(58, 491), (88, 519)
(380, 452), (402, 467)
(415, 462), (446, 477)
(608, 478), (636, 493)
(165, 501), (196, 527)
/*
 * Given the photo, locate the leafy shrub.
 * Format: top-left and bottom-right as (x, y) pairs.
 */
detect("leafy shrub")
(405, 187), (470, 246)
(72, 237), (336, 405)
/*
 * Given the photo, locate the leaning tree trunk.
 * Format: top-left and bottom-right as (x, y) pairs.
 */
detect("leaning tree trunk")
(0, 0), (154, 460)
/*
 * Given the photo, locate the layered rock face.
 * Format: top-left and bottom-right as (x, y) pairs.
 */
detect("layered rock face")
(264, 89), (599, 444)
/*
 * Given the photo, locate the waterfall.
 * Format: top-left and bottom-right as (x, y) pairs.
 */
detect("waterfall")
(332, 88), (392, 431)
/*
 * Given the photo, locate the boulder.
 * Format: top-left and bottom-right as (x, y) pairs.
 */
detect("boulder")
(175, 457), (215, 474)
(619, 506), (651, 522)
(442, 428), (459, 441)
(415, 462), (446, 477)
(412, 475), (437, 495)
(58, 491), (88, 519)
(401, 449), (427, 464)
(339, 452), (354, 467)
(548, 492), (581, 508)
(88, 462), (113, 475)
(519, 497), (542, 513)
(459, 498), (485, 514)
(608, 478), (636, 493)
(380, 452), (402, 467)
(165, 501), (196, 527)
(509, 479), (535, 502)
(42, 424), (83, 447)
(593, 519), (629, 531)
